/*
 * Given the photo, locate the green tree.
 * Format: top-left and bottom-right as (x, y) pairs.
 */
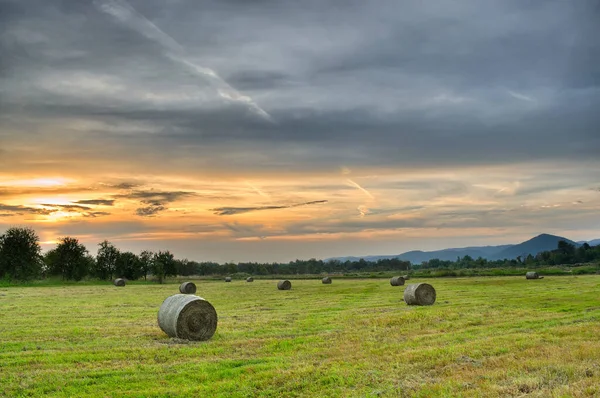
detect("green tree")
(151, 251), (177, 283)
(48, 237), (90, 281)
(115, 251), (143, 280)
(0, 227), (43, 281)
(139, 250), (153, 280)
(93, 240), (119, 280)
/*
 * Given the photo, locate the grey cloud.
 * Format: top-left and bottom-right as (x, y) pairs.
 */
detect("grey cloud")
(74, 199), (115, 206)
(0, 204), (53, 216)
(0, 203), (112, 218)
(135, 205), (166, 217)
(83, 211), (112, 218)
(38, 203), (112, 218)
(41, 203), (91, 211)
(117, 190), (195, 203)
(1, 0), (599, 173)
(101, 182), (141, 190)
(116, 190), (195, 216)
(212, 200), (327, 216)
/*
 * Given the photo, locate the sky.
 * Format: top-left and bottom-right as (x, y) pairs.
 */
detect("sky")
(1, 0), (599, 262)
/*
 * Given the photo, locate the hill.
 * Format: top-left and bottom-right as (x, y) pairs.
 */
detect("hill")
(489, 234), (579, 260)
(327, 233), (581, 264)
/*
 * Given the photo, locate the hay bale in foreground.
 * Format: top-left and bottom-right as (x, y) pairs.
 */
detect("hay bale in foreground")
(403, 283), (436, 306)
(225, 277), (232, 282)
(322, 276), (332, 284)
(113, 278), (126, 287)
(246, 277), (254, 282)
(157, 294), (217, 341)
(390, 276), (405, 286)
(179, 282), (197, 294)
(526, 272), (543, 280)
(277, 280), (292, 290)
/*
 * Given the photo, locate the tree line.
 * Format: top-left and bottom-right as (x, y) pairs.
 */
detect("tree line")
(414, 240), (600, 270)
(0, 226), (598, 282)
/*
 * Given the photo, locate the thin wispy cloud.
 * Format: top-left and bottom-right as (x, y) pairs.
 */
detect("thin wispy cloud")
(93, 0), (273, 121)
(212, 200), (327, 216)
(508, 90), (536, 103)
(245, 182), (270, 198)
(346, 179), (374, 199)
(74, 199), (116, 206)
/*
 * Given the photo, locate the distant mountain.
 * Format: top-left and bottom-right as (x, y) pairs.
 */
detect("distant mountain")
(326, 233), (580, 264)
(489, 234), (578, 260)
(578, 238), (600, 246)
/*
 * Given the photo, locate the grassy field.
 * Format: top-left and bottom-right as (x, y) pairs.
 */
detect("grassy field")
(1, 276), (599, 397)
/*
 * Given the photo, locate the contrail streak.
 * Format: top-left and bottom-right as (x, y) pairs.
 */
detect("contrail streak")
(346, 179), (374, 199)
(245, 181), (270, 198)
(94, 0), (273, 121)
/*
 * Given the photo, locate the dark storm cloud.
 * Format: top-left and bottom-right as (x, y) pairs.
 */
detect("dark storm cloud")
(212, 200), (328, 216)
(1, 0), (599, 171)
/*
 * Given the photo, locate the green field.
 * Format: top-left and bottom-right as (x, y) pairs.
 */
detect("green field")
(1, 276), (599, 397)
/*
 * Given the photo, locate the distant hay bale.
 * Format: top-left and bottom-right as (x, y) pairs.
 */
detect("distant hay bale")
(246, 277), (254, 282)
(403, 283), (436, 306)
(402, 274), (410, 280)
(277, 280), (292, 290)
(113, 278), (126, 287)
(225, 277), (232, 282)
(179, 282), (197, 294)
(157, 294), (217, 341)
(526, 272), (543, 280)
(390, 276), (405, 286)
(322, 276), (332, 284)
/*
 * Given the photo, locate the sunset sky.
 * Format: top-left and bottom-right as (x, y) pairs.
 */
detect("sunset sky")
(1, 0), (599, 262)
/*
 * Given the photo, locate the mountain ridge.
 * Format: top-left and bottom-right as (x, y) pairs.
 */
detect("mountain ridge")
(326, 233), (598, 264)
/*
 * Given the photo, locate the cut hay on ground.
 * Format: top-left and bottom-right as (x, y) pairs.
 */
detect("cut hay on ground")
(322, 276), (332, 284)
(179, 282), (197, 294)
(157, 294), (218, 341)
(526, 272), (543, 279)
(277, 280), (292, 290)
(390, 276), (405, 286)
(113, 278), (126, 287)
(403, 283), (436, 305)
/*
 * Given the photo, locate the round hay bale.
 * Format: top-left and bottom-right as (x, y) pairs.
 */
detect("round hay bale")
(113, 278), (126, 287)
(403, 283), (436, 306)
(322, 276), (332, 284)
(390, 276), (405, 286)
(526, 272), (540, 280)
(179, 282), (197, 294)
(402, 274), (410, 280)
(246, 277), (254, 282)
(225, 277), (232, 282)
(277, 280), (292, 290)
(157, 294), (217, 341)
